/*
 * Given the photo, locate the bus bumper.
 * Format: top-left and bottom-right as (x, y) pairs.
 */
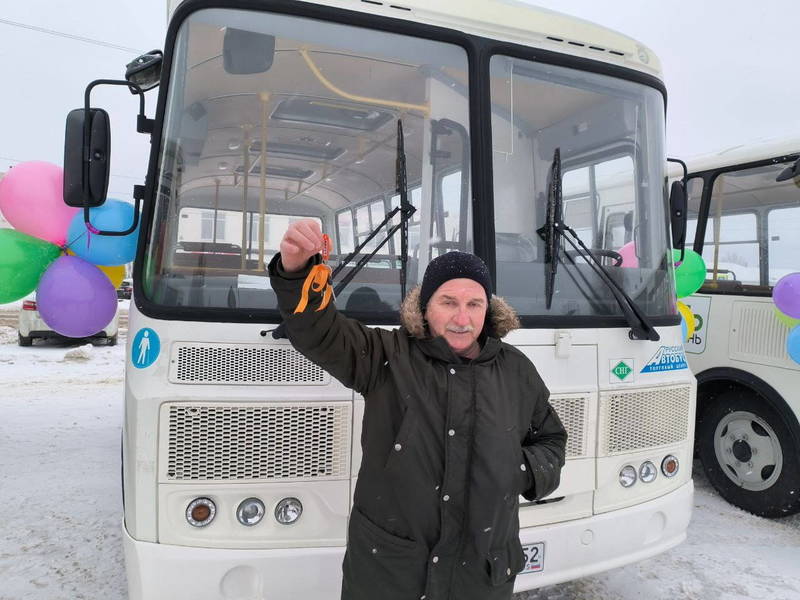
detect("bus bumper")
(514, 479), (694, 592)
(124, 481), (693, 599)
(123, 526), (345, 600)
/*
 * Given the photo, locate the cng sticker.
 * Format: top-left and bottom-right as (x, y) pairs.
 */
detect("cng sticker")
(132, 328), (160, 369)
(641, 345), (688, 373)
(610, 359), (635, 383)
(684, 296), (710, 354)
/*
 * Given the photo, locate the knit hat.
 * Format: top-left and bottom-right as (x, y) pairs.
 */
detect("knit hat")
(419, 251), (492, 312)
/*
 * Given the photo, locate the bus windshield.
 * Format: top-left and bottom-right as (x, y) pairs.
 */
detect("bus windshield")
(489, 56), (675, 319)
(142, 8), (471, 316)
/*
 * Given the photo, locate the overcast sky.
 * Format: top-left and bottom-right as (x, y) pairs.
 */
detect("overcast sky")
(2, 0), (799, 202)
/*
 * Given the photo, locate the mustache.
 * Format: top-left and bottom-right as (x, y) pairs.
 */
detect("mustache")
(446, 325), (475, 334)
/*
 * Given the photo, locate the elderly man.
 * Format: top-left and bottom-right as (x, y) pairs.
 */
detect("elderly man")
(269, 219), (567, 600)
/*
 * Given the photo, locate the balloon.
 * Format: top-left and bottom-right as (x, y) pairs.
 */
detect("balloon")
(98, 264), (126, 289)
(0, 161), (78, 245)
(773, 272), (800, 319)
(681, 317), (688, 342)
(65, 249), (125, 288)
(618, 241), (639, 268)
(677, 300), (696, 341)
(0, 229), (60, 303)
(36, 255), (117, 337)
(774, 306), (800, 329)
(673, 249), (707, 298)
(787, 325), (800, 364)
(66, 199), (140, 266)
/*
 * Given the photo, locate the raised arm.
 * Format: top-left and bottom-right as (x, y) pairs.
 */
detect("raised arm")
(268, 219), (388, 395)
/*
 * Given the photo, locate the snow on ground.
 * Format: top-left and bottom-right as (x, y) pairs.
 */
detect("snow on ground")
(0, 319), (799, 600)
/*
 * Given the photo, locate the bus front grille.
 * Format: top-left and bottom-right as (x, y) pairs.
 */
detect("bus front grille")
(549, 394), (589, 458)
(598, 385), (692, 455)
(161, 402), (351, 481)
(169, 343), (329, 385)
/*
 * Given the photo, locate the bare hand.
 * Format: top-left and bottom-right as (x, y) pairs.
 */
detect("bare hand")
(279, 219), (325, 272)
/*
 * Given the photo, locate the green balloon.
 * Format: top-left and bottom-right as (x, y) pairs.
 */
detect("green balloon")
(673, 249), (707, 298)
(0, 229), (61, 303)
(774, 306), (800, 329)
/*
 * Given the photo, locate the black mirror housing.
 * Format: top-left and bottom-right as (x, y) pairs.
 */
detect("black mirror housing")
(125, 49), (163, 92)
(668, 180), (687, 250)
(63, 107), (110, 208)
(223, 28), (275, 74)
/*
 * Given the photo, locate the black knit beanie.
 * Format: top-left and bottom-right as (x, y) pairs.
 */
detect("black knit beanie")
(419, 251), (492, 312)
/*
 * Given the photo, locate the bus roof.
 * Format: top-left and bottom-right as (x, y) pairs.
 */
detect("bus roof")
(166, 0), (663, 80)
(680, 137), (800, 175)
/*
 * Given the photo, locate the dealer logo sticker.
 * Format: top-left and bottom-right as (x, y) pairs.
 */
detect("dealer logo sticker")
(610, 359), (635, 383)
(641, 345), (688, 373)
(132, 328), (160, 369)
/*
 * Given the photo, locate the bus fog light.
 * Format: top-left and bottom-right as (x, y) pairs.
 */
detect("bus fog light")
(662, 455), (679, 478)
(619, 465), (637, 488)
(186, 497), (216, 527)
(639, 461), (657, 483)
(275, 497), (302, 524)
(237, 498), (265, 526)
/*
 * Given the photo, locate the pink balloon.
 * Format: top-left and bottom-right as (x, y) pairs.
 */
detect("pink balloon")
(0, 161), (78, 246)
(618, 241), (639, 268)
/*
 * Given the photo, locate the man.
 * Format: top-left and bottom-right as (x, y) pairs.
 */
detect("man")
(269, 220), (567, 600)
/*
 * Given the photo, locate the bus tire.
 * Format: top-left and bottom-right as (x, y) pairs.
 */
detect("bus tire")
(697, 388), (800, 518)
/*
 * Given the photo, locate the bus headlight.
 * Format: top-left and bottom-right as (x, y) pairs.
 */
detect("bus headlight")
(186, 497), (216, 527)
(236, 498), (266, 526)
(662, 455), (680, 478)
(639, 461), (657, 483)
(275, 497), (303, 525)
(619, 465), (637, 488)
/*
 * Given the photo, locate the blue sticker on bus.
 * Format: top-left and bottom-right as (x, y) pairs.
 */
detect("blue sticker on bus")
(640, 345), (688, 373)
(132, 328), (160, 369)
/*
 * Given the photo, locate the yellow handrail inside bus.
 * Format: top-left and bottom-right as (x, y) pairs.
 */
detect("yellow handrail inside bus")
(298, 48), (430, 117)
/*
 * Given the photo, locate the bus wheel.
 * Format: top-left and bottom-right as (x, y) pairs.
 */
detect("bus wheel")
(697, 390), (800, 518)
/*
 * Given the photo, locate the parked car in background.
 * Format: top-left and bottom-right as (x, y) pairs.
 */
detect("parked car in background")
(117, 279), (133, 299)
(18, 298), (120, 346)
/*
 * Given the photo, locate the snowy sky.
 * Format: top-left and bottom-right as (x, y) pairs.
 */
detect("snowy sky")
(1, 0), (799, 200)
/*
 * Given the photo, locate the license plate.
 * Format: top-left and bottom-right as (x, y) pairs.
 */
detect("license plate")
(520, 542), (545, 573)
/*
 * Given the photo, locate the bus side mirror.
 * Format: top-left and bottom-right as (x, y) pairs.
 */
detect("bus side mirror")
(223, 28), (275, 74)
(669, 180), (687, 250)
(776, 157), (800, 182)
(63, 107), (110, 208)
(125, 49), (163, 92)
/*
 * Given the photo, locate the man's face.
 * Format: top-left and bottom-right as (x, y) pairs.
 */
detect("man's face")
(425, 278), (487, 357)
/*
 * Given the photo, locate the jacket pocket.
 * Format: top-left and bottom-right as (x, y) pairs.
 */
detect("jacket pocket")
(343, 507), (427, 599)
(485, 541), (526, 586)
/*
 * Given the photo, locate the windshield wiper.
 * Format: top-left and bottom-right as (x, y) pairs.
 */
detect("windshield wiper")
(536, 148), (563, 310)
(537, 147), (660, 342)
(272, 120), (415, 339)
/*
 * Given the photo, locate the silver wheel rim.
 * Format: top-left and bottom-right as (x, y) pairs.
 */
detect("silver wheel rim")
(713, 410), (783, 491)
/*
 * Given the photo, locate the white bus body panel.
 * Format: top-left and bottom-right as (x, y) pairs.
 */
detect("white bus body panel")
(124, 481), (692, 599)
(685, 294), (800, 418)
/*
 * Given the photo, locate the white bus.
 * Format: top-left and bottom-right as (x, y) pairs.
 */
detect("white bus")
(680, 138), (800, 518)
(64, 1), (696, 597)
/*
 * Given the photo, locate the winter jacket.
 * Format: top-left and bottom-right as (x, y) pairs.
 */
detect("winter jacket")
(268, 254), (567, 600)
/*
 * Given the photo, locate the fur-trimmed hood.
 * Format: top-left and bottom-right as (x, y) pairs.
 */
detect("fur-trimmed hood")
(399, 286), (520, 340)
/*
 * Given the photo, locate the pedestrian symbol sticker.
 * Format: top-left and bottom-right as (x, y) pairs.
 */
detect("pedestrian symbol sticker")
(132, 328), (160, 369)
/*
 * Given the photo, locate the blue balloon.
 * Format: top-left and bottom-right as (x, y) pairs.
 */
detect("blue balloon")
(681, 317), (688, 342)
(787, 326), (800, 364)
(66, 200), (140, 266)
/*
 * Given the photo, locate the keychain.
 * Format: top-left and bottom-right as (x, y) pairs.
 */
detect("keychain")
(293, 233), (333, 314)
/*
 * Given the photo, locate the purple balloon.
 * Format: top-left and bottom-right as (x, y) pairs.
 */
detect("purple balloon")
(773, 273), (800, 319)
(37, 255), (117, 337)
